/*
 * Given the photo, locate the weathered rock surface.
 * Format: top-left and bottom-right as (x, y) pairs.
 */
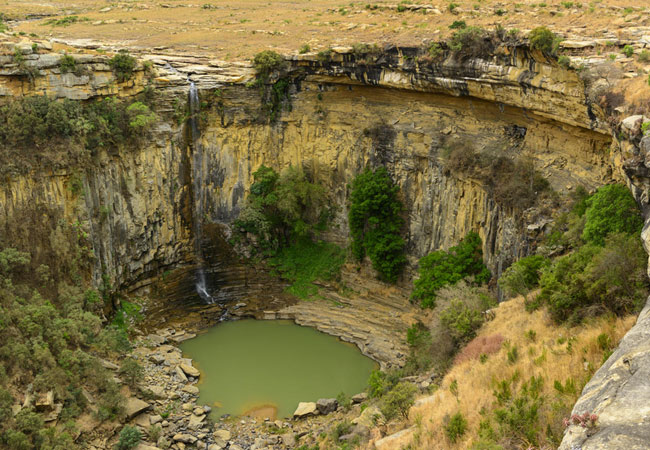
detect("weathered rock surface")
(316, 398), (338, 415)
(559, 297), (650, 450)
(293, 402), (318, 418)
(125, 398), (151, 420)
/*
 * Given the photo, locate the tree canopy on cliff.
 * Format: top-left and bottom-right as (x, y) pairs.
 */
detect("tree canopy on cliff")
(348, 167), (406, 283)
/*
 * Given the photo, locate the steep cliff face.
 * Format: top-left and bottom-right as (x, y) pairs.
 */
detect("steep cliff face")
(0, 42), (615, 288)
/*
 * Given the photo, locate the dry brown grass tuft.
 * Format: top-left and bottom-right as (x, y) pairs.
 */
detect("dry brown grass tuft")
(389, 295), (635, 450)
(454, 333), (504, 365)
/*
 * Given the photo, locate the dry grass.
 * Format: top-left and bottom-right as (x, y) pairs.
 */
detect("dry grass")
(454, 333), (504, 365)
(395, 295), (635, 450)
(4, 0), (650, 61)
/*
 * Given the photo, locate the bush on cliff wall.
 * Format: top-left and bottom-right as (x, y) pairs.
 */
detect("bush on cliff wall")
(412, 232), (490, 308)
(500, 184), (648, 324)
(0, 94), (157, 175)
(348, 167), (406, 283)
(233, 165), (343, 299)
(443, 143), (552, 211)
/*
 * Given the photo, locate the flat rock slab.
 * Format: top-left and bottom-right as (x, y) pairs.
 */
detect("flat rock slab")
(180, 363), (200, 378)
(293, 402), (318, 418)
(125, 398), (151, 420)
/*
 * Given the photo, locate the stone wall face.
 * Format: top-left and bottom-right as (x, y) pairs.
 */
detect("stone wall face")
(0, 43), (616, 288)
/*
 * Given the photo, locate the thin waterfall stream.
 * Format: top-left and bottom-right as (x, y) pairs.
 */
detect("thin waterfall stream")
(188, 82), (214, 304)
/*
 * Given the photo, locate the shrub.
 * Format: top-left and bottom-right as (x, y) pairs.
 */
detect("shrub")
(59, 54), (78, 74)
(126, 101), (156, 131)
(336, 392), (352, 411)
(558, 55), (571, 68)
(252, 50), (286, 79)
(445, 412), (468, 443)
(412, 232), (490, 308)
(116, 425), (141, 450)
(448, 26), (493, 58)
(582, 184), (642, 246)
(348, 167), (406, 282)
(499, 254), (550, 299)
(380, 382), (417, 420)
(493, 375), (544, 446)
(118, 358), (143, 388)
(440, 299), (485, 344)
(109, 51), (137, 82)
(529, 26), (560, 54)
(622, 45), (634, 58)
(538, 233), (648, 323)
(449, 20), (466, 29)
(234, 165), (327, 253)
(299, 44), (310, 54)
(639, 50), (650, 62)
(404, 322), (433, 374)
(367, 369), (400, 398)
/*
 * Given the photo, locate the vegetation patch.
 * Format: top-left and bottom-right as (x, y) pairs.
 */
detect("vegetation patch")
(0, 94), (157, 174)
(268, 239), (345, 300)
(412, 232), (490, 308)
(109, 50), (137, 82)
(348, 167), (406, 283)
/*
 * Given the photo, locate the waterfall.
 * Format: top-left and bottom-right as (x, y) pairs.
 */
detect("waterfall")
(188, 82), (214, 304)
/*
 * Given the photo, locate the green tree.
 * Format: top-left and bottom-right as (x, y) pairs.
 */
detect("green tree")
(380, 382), (417, 420)
(499, 254), (550, 300)
(348, 167), (406, 282)
(116, 425), (141, 450)
(582, 184), (643, 246)
(529, 26), (560, 54)
(412, 232), (490, 308)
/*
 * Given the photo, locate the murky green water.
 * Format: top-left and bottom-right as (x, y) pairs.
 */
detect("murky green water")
(179, 319), (376, 419)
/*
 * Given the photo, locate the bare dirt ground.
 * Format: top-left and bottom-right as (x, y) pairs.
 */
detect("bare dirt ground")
(3, 0), (649, 61)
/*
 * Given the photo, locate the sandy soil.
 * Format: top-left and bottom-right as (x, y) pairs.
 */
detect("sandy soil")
(4, 0), (649, 61)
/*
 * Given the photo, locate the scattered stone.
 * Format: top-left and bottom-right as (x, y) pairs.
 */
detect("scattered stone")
(316, 398), (338, 415)
(172, 433), (197, 444)
(182, 385), (200, 395)
(282, 432), (296, 447)
(150, 414), (163, 425)
(175, 366), (188, 382)
(293, 402), (319, 418)
(213, 429), (231, 441)
(189, 413), (206, 428)
(149, 385), (166, 399)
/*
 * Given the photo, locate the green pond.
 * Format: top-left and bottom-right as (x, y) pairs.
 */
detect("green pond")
(179, 319), (377, 419)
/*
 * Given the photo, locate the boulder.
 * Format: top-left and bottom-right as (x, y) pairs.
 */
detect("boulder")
(180, 363), (200, 378)
(293, 402), (319, 418)
(35, 391), (54, 411)
(175, 366), (188, 382)
(351, 392), (368, 404)
(316, 398), (338, 415)
(182, 385), (199, 395)
(622, 115), (649, 132)
(352, 405), (383, 428)
(213, 429), (231, 441)
(172, 433), (197, 444)
(189, 413), (206, 428)
(150, 414), (163, 425)
(374, 428), (415, 450)
(282, 432), (296, 447)
(134, 444), (161, 450)
(145, 334), (166, 346)
(148, 385), (166, 399)
(125, 398), (151, 420)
